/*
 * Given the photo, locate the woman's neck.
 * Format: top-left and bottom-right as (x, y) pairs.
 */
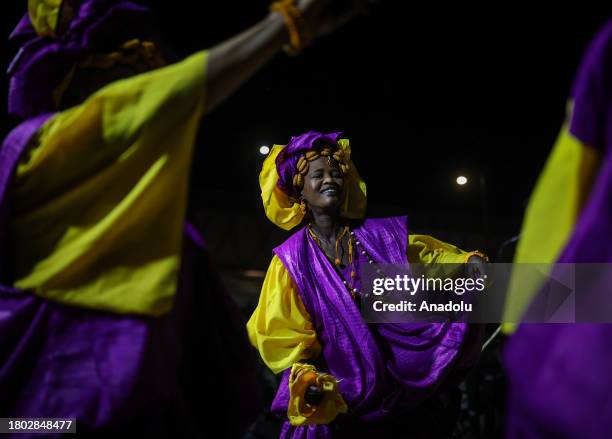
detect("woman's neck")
(309, 209), (341, 242)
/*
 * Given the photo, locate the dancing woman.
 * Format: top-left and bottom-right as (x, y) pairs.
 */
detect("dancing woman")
(248, 130), (486, 438)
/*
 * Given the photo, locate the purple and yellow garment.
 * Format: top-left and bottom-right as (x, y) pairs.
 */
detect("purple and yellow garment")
(1, 1), (259, 436)
(9, 0), (165, 118)
(501, 102), (600, 326)
(9, 50), (207, 315)
(248, 218), (482, 438)
(249, 233), (477, 375)
(249, 131), (483, 438)
(503, 18), (612, 438)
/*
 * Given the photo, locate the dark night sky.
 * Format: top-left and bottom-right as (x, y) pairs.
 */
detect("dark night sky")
(3, 2), (612, 242)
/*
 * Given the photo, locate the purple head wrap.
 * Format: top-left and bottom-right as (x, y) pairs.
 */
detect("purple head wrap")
(275, 130), (343, 199)
(7, 0), (161, 119)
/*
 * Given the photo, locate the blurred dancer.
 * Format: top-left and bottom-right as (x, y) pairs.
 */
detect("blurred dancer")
(504, 18), (612, 439)
(0, 0), (357, 436)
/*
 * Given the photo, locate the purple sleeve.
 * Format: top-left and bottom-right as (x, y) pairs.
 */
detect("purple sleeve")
(569, 19), (612, 150)
(271, 368), (291, 417)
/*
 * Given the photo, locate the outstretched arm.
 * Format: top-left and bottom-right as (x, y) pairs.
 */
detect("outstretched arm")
(205, 0), (357, 114)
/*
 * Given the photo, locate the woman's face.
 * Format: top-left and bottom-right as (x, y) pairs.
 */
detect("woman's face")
(301, 156), (345, 213)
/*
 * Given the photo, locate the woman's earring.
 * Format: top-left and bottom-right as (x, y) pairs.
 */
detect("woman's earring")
(299, 198), (307, 215)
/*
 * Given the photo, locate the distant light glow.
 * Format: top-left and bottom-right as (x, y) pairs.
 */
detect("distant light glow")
(242, 269), (266, 278)
(456, 175), (468, 186)
(259, 145), (270, 155)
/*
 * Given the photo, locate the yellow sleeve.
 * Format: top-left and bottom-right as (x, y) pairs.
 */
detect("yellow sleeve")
(287, 363), (347, 426)
(408, 234), (479, 264)
(246, 255), (321, 374)
(8, 51), (208, 316)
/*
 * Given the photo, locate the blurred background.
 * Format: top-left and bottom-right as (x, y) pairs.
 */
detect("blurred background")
(3, 2), (612, 437)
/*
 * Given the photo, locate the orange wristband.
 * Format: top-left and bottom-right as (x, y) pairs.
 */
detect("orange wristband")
(270, 0), (309, 55)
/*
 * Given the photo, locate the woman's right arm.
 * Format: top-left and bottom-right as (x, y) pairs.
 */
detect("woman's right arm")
(246, 254), (321, 374)
(249, 256), (348, 425)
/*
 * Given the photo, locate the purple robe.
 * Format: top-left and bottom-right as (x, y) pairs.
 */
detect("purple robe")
(504, 18), (612, 439)
(272, 216), (481, 438)
(0, 116), (260, 437)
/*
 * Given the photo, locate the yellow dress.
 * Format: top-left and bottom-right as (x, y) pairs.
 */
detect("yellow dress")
(9, 50), (208, 316)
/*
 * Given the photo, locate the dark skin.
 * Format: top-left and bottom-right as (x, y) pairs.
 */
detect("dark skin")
(301, 156), (351, 266)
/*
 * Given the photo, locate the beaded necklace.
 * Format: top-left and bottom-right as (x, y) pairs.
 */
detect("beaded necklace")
(307, 224), (386, 299)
